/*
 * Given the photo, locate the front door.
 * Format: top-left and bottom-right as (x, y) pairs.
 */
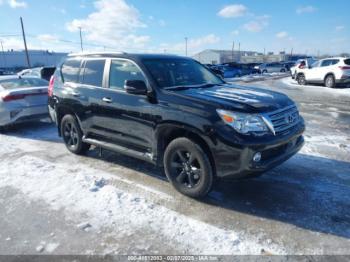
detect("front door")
(96, 58), (156, 152)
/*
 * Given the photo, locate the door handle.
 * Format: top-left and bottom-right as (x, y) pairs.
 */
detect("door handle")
(102, 97), (112, 103)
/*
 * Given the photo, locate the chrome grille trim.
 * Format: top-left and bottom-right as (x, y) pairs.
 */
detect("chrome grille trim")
(263, 104), (300, 135)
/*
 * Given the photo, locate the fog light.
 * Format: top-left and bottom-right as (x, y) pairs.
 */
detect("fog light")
(253, 152), (262, 162)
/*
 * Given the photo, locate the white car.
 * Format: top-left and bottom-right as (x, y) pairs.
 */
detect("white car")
(290, 58), (317, 79)
(295, 57), (350, 88)
(0, 76), (49, 129)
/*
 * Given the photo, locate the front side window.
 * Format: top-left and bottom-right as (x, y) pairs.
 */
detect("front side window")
(61, 59), (81, 83)
(109, 60), (146, 90)
(81, 59), (105, 87)
(143, 58), (224, 89)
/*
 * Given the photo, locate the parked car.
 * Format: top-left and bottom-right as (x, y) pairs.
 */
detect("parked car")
(0, 76), (49, 129)
(205, 64), (224, 78)
(223, 63), (259, 76)
(18, 66), (56, 81)
(211, 64), (242, 78)
(255, 62), (287, 74)
(295, 57), (350, 88)
(48, 52), (305, 198)
(290, 58), (317, 79)
(281, 61), (296, 71)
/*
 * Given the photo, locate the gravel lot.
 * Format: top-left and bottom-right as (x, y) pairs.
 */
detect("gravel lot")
(0, 76), (349, 255)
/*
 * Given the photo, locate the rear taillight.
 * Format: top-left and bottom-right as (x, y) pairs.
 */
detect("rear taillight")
(298, 65), (305, 69)
(48, 76), (55, 97)
(339, 66), (350, 70)
(2, 94), (26, 102)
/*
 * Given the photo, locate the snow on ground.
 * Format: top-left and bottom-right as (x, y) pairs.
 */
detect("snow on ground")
(226, 72), (289, 83)
(0, 133), (286, 255)
(281, 77), (350, 96)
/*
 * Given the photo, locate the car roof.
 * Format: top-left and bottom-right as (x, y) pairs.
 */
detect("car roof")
(67, 52), (185, 60)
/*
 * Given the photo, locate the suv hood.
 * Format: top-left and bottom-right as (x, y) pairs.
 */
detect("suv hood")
(175, 84), (294, 112)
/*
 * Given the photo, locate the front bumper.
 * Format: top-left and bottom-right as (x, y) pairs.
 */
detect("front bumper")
(212, 122), (305, 179)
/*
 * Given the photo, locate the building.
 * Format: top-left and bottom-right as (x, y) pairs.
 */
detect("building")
(0, 50), (68, 71)
(240, 52), (309, 63)
(192, 49), (259, 64)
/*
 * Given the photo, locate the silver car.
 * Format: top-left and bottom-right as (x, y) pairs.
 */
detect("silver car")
(0, 76), (49, 129)
(255, 62), (287, 74)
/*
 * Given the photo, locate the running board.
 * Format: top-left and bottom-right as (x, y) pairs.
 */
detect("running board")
(82, 137), (154, 164)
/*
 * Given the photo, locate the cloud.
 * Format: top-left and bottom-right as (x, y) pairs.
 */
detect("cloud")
(296, 5), (317, 14)
(8, 0), (27, 8)
(160, 34), (220, 55)
(218, 4), (247, 18)
(276, 31), (288, 38)
(231, 30), (240, 36)
(37, 34), (59, 42)
(66, 0), (150, 49)
(335, 25), (345, 32)
(159, 19), (166, 27)
(243, 15), (269, 32)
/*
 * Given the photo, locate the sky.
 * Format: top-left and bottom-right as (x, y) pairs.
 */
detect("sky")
(0, 0), (349, 56)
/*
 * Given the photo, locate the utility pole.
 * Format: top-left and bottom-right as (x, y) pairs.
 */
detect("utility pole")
(20, 17), (31, 68)
(185, 37), (188, 56)
(0, 40), (7, 68)
(79, 27), (83, 52)
(238, 42), (241, 62)
(290, 48), (293, 56)
(231, 41), (235, 62)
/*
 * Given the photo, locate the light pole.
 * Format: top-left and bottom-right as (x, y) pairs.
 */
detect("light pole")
(185, 37), (188, 56)
(0, 40), (7, 68)
(79, 27), (83, 52)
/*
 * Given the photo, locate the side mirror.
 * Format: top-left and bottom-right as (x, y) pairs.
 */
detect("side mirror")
(124, 80), (148, 95)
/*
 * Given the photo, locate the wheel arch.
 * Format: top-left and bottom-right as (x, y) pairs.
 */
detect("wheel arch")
(155, 122), (216, 176)
(56, 106), (82, 137)
(324, 72), (335, 82)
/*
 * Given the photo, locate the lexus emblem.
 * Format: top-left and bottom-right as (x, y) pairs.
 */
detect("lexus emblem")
(286, 113), (297, 124)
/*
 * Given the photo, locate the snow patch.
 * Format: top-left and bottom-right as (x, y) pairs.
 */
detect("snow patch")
(0, 154), (286, 255)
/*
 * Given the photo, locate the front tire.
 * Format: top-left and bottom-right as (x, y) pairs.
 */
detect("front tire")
(164, 137), (213, 198)
(297, 74), (306, 85)
(60, 115), (90, 155)
(325, 75), (336, 88)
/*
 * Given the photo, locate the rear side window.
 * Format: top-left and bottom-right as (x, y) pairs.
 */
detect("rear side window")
(0, 78), (48, 90)
(61, 59), (81, 83)
(81, 60), (105, 87)
(345, 59), (350, 65)
(109, 60), (145, 90)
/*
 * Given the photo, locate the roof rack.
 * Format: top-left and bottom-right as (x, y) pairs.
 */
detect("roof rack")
(68, 51), (127, 57)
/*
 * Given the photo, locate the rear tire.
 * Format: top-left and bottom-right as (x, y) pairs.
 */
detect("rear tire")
(60, 115), (90, 155)
(164, 137), (213, 198)
(324, 75), (336, 88)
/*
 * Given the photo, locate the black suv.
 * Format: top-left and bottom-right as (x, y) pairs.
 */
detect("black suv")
(48, 52), (305, 198)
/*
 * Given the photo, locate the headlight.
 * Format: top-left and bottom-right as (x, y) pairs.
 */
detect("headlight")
(216, 109), (269, 134)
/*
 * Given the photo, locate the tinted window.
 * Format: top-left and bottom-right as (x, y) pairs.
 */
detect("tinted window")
(345, 59), (350, 65)
(61, 59), (81, 83)
(0, 78), (48, 90)
(143, 58), (224, 89)
(321, 60), (333, 67)
(82, 60), (105, 87)
(109, 60), (146, 90)
(331, 59), (339, 65)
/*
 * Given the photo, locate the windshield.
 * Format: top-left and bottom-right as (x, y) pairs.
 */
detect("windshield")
(143, 58), (224, 89)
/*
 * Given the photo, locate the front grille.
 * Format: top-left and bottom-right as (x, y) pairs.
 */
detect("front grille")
(264, 105), (300, 135)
